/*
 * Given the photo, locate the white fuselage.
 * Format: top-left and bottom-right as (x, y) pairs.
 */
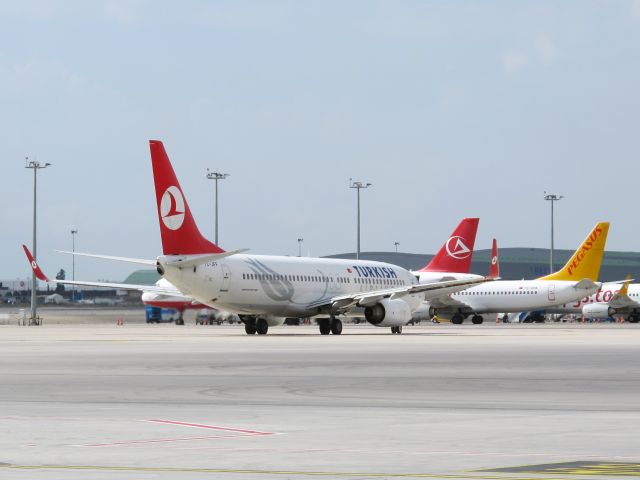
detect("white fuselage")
(546, 283), (640, 315)
(431, 279), (601, 315)
(159, 254), (419, 321)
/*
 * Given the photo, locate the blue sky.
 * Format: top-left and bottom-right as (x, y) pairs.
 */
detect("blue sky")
(2, 1), (640, 281)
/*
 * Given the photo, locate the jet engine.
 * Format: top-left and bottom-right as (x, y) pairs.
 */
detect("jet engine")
(410, 302), (436, 322)
(364, 298), (412, 327)
(582, 303), (615, 319)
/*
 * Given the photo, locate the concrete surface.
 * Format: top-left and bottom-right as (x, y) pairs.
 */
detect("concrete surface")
(0, 323), (639, 479)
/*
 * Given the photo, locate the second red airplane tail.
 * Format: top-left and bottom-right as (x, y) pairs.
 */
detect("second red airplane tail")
(418, 218), (479, 273)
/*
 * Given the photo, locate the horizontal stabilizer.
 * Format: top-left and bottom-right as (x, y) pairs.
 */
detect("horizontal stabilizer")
(574, 279), (600, 290)
(164, 249), (249, 268)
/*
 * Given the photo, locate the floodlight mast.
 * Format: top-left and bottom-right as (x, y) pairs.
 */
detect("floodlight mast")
(206, 170), (229, 245)
(544, 192), (564, 274)
(349, 179), (372, 260)
(25, 158), (51, 325)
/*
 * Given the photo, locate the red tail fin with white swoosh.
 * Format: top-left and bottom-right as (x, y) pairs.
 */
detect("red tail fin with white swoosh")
(149, 140), (224, 255)
(418, 218), (479, 273)
(488, 238), (500, 279)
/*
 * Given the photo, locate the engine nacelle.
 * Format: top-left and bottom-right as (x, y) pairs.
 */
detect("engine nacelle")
(410, 302), (436, 322)
(582, 303), (615, 319)
(364, 298), (412, 327)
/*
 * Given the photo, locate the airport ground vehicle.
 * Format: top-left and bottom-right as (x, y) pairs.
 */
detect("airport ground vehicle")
(145, 306), (182, 324)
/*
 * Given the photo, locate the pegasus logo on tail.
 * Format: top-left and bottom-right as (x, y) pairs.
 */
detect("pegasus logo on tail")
(160, 186), (185, 230)
(445, 236), (471, 260)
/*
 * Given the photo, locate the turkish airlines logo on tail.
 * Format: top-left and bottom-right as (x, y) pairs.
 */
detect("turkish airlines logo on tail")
(160, 186), (185, 230)
(491, 255), (498, 265)
(445, 236), (471, 260)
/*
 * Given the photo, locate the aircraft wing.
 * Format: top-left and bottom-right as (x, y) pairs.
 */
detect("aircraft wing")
(308, 276), (492, 313)
(23, 245), (182, 296)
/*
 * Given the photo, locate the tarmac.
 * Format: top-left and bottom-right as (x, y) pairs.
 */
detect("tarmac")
(1, 321), (639, 479)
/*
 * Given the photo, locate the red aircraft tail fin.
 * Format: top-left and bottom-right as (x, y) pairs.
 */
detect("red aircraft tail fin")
(418, 218), (479, 273)
(149, 140), (224, 255)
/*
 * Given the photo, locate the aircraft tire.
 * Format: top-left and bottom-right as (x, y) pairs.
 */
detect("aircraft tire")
(451, 314), (464, 325)
(244, 319), (257, 335)
(256, 318), (269, 335)
(330, 318), (342, 335)
(471, 315), (483, 324)
(318, 319), (331, 335)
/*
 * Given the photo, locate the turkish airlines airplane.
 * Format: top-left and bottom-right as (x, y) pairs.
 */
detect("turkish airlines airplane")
(422, 222), (610, 324)
(24, 140), (493, 335)
(545, 277), (640, 322)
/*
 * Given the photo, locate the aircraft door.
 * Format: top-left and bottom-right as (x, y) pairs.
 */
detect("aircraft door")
(547, 283), (556, 302)
(220, 264), (231, 292)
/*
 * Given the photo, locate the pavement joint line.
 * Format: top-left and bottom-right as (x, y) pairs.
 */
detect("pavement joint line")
(0, 464), (580, 479)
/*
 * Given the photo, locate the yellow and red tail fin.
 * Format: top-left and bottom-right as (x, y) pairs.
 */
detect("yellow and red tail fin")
(538, 222), (609, 282)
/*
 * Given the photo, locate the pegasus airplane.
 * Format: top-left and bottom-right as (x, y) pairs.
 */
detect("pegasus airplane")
(24, 140), (493, 335)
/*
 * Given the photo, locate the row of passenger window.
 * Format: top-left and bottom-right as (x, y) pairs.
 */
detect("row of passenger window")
(240, 272), (406, 286)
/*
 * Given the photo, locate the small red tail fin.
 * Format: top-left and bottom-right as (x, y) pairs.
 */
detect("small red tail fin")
(149, 140), (224, 255)
(22, 244), (49, 281)
(418, 218), (479, 273)
(488, 238), (500, 279)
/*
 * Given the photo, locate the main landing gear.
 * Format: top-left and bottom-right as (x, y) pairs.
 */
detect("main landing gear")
(471, 314), (483, 324)
(318, 317), (342, 335)
(391, 326), (403, 334)
(175, 311), (185, 326)
(451, 314), (464, 324)
(244, 317), (269, 335)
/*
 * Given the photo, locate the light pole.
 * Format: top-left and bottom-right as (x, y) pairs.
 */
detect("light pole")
(349, 179), (372, 260)
(25, 157), (51, 325)
(394, 242), (400, 253)
(544, 192), (564, 274)
(206, 169), (229, 245)
(71, 229), (78, 302)
(297, 238), (303, 257)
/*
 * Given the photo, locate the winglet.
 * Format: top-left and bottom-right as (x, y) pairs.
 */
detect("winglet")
(538, 222), (610, 282)
(22, 244), (49, 282)
(619, 275), (632, 297)
(488, 238), (500, 279)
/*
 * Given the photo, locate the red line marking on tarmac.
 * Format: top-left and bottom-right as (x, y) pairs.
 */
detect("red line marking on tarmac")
(145, 419), (275, 436)
(77, 420), (276, 447)
(81, 434), (248, 447)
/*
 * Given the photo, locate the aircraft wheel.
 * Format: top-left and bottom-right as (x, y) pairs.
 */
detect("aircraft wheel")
(330, 318), (342, 335)
(256, 318), (269, 335)
(451, 314), (464, 325)
(318, 318), (331, 335)
(471, 315), (483, 325)
(244, 318), (257, 335)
